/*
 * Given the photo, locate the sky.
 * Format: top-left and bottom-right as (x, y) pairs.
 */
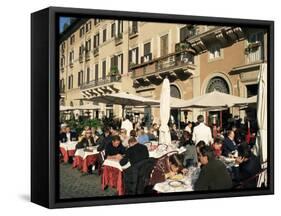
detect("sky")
(59, 17), (71, 33)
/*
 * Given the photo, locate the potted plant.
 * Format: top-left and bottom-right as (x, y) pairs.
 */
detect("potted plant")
(108, 65), (121, 81)
(244, 41), (261, 54)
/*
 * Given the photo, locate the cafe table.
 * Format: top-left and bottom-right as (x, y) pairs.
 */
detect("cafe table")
(153, 166), (200, 193)
(72, 146), (100, 173)
(101, 159), (130, 196)
(60, 141), (77, 163)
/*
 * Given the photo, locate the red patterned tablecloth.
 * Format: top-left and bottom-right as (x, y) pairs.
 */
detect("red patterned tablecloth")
(102, 165), (124, 196)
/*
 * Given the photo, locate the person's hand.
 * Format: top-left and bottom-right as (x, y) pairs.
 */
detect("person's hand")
(235, 156), (244, 164)
(115, 154), (123, 161)
(182, 168), (188, 175)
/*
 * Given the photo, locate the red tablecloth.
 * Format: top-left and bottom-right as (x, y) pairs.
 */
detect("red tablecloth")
(60, 147), (76, 163)
(82, 154), (98, 173)
(102, 165), (124, 195)
(72, 156), (83, 169)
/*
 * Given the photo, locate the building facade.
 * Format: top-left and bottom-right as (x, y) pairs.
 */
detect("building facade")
(59, 18), (267, 124)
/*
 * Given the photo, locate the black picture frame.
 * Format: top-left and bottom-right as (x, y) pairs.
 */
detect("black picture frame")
(31, 6), (274, 208)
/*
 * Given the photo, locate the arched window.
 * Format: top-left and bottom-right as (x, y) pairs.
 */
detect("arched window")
(206, 76), (230, 94)
(170, 85), (181, 99)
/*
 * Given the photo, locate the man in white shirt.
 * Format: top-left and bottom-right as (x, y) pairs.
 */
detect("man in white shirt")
(121, 115), (133, 137)
(192, 115), (213, 145)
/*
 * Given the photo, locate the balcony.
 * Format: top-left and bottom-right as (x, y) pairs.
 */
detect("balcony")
(115, 34), (123, 46)
(245, 42), (264, 64)
(93, 47), (99, 56)
(129, 26), (138, 39)
(140, 53), (152, 64)
(187, 26), (244, 54)
(80, 75), (122, 98)
(131, 50), (195, 87)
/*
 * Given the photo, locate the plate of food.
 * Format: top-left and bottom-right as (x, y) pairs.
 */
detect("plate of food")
(168, 180), (185, 188)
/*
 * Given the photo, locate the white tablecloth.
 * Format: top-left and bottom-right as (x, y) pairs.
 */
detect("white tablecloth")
(74, 147), (99, 160)
(148, 144), (186, 159)
(103, 159), (131, 171)
(153, 167), (200, 193)
(60, 141), (77, 151)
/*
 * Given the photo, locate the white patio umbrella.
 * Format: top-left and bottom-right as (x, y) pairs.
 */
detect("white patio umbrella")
(159, 78), (171, 145)
(60, 105), (76, 111)
(84, 92), (159, 106)
(76, 103), (100, 110)
(81, 92), (159, 117)
(256, 63), (268, 187)
(173, 90), (250, 108)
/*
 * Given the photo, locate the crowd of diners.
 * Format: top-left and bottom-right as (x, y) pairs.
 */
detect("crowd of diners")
(60, 113), (262, 194)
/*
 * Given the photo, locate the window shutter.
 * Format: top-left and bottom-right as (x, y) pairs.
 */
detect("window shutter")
(136, 47), (139, 64)
(129, 50), (132, 64)
(120, 54), (123, 74)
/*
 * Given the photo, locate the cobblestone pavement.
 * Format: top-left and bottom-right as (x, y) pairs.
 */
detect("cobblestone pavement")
(59, 163), (116, 199)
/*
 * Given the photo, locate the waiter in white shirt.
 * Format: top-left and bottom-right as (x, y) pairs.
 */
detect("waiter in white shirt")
(121, 115), (133, 136)
(192, 115), (213, 145)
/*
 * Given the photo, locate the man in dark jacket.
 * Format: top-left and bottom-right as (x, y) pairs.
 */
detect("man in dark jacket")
(120, 137), (149, 166)
(194, 145), (232, 191)
(222, 130), (238, 156)
(97, 128), (112, 151)
(60, 126), (77, 142)
(104, 135), (126, 160)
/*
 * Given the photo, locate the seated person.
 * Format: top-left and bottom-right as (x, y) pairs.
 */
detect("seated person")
(222, 130), (238, 157)
(234, 142), (261, 186)
(212, 137), (223, 157)
(76, 128), (96, 149)
(120, 137), (149, 166)
(196, 140), (206, 155)
(179, 131), (194, 147)
(194, 145), (232, 191)
(105, 135), (126, 161)
(137, 127), (150, 145)
(96, 128), (112, 152)
(165, 154), (185, 180)
(147, 127), (157, 141)
(60, 126), (77, 142)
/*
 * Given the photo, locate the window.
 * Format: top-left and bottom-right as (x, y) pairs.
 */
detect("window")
(60, 79), (65, 92)
(160, 34), (168, 56)
(179, 25), (196, 42)
(141, 42), (152, 63)
(69, 50), (74, 64)
(111, 23), (116, 38)
(85, 39), (91, 52)
(94, 19), (101, 25)
(102, 60), (106, 79)
(111, 54), (123, 74)
(86, 21), (91, 32)
(60, 56), (65, 67)
(68, 75), (73, 89)
(129, 21), (138, 34)
(103, 28), (107, 43)
(95, 64), (99, 81)
(129, 47), (139, 65)
(86, 68), (90, 83)
(93, 33), (100, 48)
(117, 20), (123, 35)
(78, 71), (84, 86)
(144, 42), (151, 56)
(209, 44), (221, 60)
(117, 54), (123, 74)
(79, 26), (85, 37)
(70, 35), (75, 45)
(79, 45), (84, 56)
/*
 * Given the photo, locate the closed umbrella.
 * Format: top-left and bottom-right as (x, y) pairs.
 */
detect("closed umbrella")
(159, 78), (171, 145)
(256, 63), (267, 187)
